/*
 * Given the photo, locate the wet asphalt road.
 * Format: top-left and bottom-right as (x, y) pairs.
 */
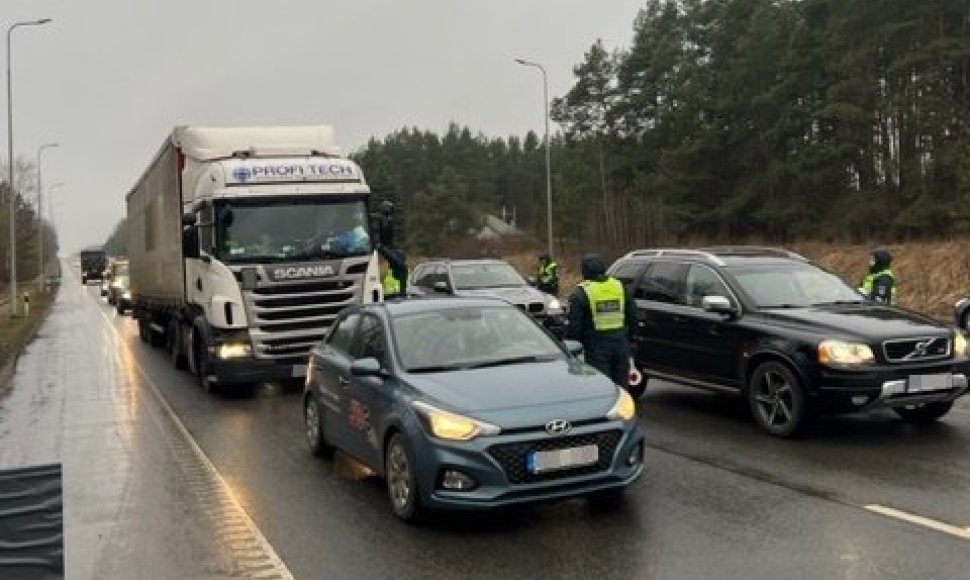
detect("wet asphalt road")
(2, 266), (970, 579)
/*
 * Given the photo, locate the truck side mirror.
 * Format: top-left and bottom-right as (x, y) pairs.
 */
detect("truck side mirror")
(182, 225), (200, 259)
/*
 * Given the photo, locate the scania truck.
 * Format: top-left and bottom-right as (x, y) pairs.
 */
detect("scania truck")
(127, 125), (383, 391)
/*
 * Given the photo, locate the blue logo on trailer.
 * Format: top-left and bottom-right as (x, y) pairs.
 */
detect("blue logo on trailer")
(233, 167), (253, 183)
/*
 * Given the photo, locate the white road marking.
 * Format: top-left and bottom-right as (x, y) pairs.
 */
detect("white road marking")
(865, 504), (970, 541)
(95, 305), (295, 579)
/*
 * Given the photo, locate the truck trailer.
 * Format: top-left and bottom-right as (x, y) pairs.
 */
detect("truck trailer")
(126, 125), (383, 390)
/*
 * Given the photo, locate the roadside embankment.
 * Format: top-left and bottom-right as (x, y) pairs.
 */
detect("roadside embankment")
(0, 285), (60, 395)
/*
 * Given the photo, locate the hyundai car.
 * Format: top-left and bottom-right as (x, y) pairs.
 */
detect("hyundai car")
(302, 297), (644, 522)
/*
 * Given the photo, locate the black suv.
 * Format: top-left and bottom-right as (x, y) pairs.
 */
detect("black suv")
(409, 258), (566, 337)
(608, 247), (969, 436)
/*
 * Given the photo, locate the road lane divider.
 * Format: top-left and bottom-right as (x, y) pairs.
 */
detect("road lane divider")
(864, 505), (970, 541)
(95, 303), (295, 580)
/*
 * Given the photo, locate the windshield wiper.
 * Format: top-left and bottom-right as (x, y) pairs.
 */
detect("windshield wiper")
(812, 299), (868, 306)
(465, 355), (557, 369)
(406, 364), (469, 374)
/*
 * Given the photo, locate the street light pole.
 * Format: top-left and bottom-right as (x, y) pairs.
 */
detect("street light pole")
(514, 57), (553, 258)
(37, 142), (58, 290)
(6, 17), (53, 316)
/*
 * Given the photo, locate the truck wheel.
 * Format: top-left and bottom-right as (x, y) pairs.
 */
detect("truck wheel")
(189, 326), (219, 394)
(168, 320), (187, 370)
(137, 317), (150, 343)
(148, 322), (165, 348)
(894, 401), (954, 423)
(747, 361), (807, 437)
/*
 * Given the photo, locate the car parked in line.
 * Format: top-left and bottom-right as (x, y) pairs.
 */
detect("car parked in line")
(407, 258), (566, 337)
(607, 246), (970, 437)
(105, 259), (131, 314)
(303, 297), (644, 522)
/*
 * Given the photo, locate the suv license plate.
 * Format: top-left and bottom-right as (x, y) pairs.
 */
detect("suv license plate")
(527, 445), (599, 474)
(907, 374), (952, 392)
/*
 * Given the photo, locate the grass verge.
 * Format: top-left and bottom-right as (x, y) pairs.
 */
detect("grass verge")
(0, 285), (60, 395)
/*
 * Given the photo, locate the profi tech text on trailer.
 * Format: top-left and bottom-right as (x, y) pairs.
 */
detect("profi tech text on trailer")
(127, 125), (387, 392)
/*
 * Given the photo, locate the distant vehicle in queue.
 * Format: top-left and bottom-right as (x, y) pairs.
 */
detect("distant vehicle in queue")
(303, 297), (644, 522)
(106, 259), (132, 314)
(80, 247), (107, 284)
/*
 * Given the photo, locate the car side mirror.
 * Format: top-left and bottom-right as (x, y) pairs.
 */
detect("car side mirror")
(350, 357), (384, 377)
(702, 295), (738, 317)
(562, 339), (584, 357)
(433, 281), (452, 294)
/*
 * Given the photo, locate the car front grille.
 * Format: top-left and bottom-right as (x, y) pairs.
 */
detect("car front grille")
(487, 430), (622, 485)
(882, 336), (951, 363)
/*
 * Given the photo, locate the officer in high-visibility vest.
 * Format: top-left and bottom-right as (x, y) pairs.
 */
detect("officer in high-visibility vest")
(860, 248), (897, 305)
(566, 253), (637, 387)
(536, 252), (560, 296)
(382, 267), (403, 298)
(378, 246), (408, 300)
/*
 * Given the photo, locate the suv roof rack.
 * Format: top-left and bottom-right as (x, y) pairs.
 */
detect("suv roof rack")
(622, 248), (726, 266)
(699, 246), (809, 262)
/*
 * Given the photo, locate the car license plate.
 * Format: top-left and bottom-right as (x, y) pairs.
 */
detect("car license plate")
(907, 373), (952, 392)
(291, 364), (307, 378)
(527, 445), (599, 474)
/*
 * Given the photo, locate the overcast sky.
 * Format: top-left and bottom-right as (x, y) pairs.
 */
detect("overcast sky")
(5, 0), (646, 254)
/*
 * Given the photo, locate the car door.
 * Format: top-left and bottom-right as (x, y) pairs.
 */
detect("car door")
(313, 310), (361, 453)
(632, 261), (690, 375)
(340, 313), (392, 468)
(676, 264), (745, 387)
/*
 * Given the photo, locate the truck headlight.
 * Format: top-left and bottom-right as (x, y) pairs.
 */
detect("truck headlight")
(954, 331), (967, 358)
(606, 389), (636, 421)
(818, 340), (875, 366)
(217, 342), (252, 359)
(547, 298), (563, 314)
(122, 291), (131, 300)
(413, 401), (500, 441)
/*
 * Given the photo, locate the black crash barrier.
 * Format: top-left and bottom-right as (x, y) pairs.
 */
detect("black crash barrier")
(0, 464), (64, 579)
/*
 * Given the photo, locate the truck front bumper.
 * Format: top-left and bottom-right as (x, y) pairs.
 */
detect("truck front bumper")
(209, 356), (308, 386)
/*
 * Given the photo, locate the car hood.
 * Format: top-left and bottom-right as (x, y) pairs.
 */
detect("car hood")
(404, 360), (619, 428)
(457, 286), (552, 305)
(761, 304), (951, 340)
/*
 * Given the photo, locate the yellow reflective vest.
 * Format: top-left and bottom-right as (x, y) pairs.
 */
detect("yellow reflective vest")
(580, 278), (626, 331)
(383, 271), (402, 296)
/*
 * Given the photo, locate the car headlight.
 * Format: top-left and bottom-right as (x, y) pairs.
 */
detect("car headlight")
(606, 388), (636, 422)
(547, 297), (563, 313)
(216, 342), (252, 359)
(953, 330), (967, 358)
(818, 340), (875, 366)
(122, 291), (131, 299)
(412, 401), (500, 441)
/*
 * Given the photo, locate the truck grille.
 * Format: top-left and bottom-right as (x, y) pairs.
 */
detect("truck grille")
(244, 275), (362, 361)
(487, 430), (622, 485)
(882, 336), (951, 363)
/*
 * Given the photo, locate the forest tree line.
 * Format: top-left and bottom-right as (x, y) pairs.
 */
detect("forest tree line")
(354, 0), (970, 256)
(0, 160), (60, 286)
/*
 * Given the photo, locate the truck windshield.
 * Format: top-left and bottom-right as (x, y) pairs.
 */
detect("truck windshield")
(213, 198), (372, 263)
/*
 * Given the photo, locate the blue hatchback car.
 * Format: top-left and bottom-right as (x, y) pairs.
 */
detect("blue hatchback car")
(303, 297), (645, 522)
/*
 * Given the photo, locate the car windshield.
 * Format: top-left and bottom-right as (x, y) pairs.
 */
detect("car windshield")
(213, 198), (371, 264)
(728, 262), (863, 308)
(451, 263), (526, 290)
(391, 305), (564, 372)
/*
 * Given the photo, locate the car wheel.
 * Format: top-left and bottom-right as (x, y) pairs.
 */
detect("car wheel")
(894, 401), (954, 423)
(305, 395), (335, 458)
(748, 361), (807, 437)
(385, 433), (425, 523)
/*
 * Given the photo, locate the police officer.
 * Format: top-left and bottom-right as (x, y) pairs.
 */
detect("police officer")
(537, 252), (560, 296)
(566, 253), (637, 387)
(860, 248), (897, 305)
(378, 246), (408, 300)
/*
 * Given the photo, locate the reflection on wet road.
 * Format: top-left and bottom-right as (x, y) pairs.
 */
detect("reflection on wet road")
(1, 264), (969, 579)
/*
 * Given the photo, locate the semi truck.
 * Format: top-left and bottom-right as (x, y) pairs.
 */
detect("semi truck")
(80, 247), (108, 284)
(127, 125), (383, 391)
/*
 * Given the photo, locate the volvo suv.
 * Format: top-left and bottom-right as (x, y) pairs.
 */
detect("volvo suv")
(408, 259), (566, 337)
(608, 247), (970, 437)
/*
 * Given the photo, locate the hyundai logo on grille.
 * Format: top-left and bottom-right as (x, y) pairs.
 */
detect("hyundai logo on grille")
(545, 419), (573, 436)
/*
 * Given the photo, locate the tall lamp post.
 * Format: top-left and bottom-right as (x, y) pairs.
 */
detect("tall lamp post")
(514, 57), (553, 258)
(6, 17), (53, 316)
(37, 142), (58, 289)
